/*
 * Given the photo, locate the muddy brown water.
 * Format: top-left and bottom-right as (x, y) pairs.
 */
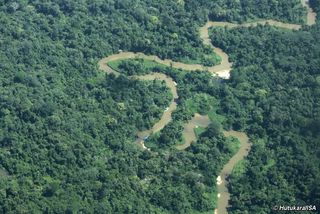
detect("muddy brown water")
(176, 113), (211, 150)
(98, 5), (316, 212)
(215, 131), (250, 214)
(133, 73), (178, 149)
(98, 51), (232, 79)
(98, 19), (307, 151)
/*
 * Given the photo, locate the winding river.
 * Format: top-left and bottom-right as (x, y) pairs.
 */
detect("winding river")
(215, 131), (250, 214)
(176, 114), (211, 150)
(98, 2), (316, 213)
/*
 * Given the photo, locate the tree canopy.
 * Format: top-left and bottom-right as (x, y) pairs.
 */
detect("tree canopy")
(0, 0), (318, 213)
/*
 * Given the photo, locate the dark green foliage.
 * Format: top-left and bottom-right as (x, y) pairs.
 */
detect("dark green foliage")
(191, 0), (307, 24)
(118, 59), (145, 75)
(204, 122), (222, 138)
(210, 16), (320, 214)
(110, 58), (165, 76)
(310, 0), (320, 11)
(158, 122), (184, 147)
(0, 0), (315, 213)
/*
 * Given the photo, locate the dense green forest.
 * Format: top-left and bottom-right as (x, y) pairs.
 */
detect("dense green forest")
(210, 8), (320, 214)
(107, 57), (228, 149)
(0, 0), (319, 213)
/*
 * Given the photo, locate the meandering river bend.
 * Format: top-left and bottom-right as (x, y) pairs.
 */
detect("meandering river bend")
(98, 3), (316, 213)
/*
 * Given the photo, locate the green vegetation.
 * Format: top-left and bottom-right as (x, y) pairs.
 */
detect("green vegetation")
(206, 0), (307, 24)
(185, 93), (217, 115)
(310, 0), (320, 11)
(225, 136), (241, 155)
(194, 126), (206, 138)
(231, 160), (247, 177)
(210, 11), (320, 213)
(179, 51), (222, 67)
(108, 58), (167, 75)
(0, 0), (318, 213)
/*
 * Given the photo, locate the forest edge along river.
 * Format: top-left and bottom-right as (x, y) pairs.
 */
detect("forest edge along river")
(301, 0), (317, 25)
(176, 114), (211, 151)
(98, 2), (316, 213)
(215, 131), (250, 214)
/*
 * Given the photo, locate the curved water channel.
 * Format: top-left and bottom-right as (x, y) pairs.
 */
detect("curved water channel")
(98, 3), (316, 213)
